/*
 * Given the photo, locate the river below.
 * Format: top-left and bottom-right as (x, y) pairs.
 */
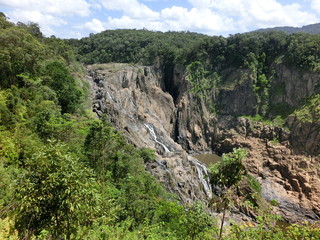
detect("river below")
(194, 153), (222, 167)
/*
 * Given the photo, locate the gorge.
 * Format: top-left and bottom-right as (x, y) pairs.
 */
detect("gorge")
(88, 62), (320, 223)
(1, 16), (320, 238)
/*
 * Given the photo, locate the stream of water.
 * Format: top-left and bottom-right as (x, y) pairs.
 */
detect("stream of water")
(194, 154), (305, 229)
(144, 123), (170, 153)
(192, 153), (222, 198)
(194, 161), (212, 198)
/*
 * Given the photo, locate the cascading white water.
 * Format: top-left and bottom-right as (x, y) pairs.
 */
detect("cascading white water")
(106, 91), (113, 101)
(195, 161), (212, 198)
(144, 123), (170, 153)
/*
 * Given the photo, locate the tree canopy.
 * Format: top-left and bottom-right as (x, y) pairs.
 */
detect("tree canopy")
(0, 14), (319, 240)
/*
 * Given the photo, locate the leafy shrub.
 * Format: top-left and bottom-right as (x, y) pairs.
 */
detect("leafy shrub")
(14, 142), (100, 239)
(209, 148), (247, 189)
(270, 199), (280, 206)
(138, 147), (156, 163)
(247, 174), (262, 194)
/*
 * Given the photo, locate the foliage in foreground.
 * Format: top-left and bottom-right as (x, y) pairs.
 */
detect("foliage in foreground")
(0, 14), (320, 239)
(0, 15), (216, 239)
(226, 220), (320, 240)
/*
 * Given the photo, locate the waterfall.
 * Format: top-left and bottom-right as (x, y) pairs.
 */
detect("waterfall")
(195, 161), (212, 198)
(106, 91), (112, 100)
(144, 123), (170, 153)
(104, 89), (115, 102)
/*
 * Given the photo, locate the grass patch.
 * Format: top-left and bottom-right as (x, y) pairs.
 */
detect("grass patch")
(240, 114), (287, 127)
(271, 137), (280, 146)
(270, 199), (280, 206)
(247, 174), (262, 194)
(291, 94), (320, 123)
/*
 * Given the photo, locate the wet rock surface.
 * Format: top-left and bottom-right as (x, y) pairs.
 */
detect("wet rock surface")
(87, 63), (212, 205)
(87, 63), (320, 223)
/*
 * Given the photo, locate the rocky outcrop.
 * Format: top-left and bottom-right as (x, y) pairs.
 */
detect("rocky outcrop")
(218, 80), (258, 116)
(87, 63), (212, 205)
(87, 63), (320, 223)
(214, 117), (320, 222)
(271, 65), (319, 107)
(213, 116), (290, 150)
(214, 64), (320, 157)
(287, 115), (320, 155)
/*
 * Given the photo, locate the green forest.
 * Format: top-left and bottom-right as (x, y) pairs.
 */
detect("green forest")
(70, 24), (320, 122)
(0, 13), (320, 239)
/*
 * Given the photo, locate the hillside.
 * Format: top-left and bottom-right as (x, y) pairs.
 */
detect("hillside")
(254, 23), (320, 34)
(72, 27), (320, 223)
(71, 29), (320, 122)
(1, 13), (320, 239)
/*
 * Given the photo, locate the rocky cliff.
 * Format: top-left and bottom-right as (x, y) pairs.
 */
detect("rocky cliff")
(87, 63), (320, 223)
(215, 116), (320, 222)
(87, 63), (213, 205)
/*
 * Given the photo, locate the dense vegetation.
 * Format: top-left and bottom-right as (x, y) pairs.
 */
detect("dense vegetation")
(69, 29), (209, 66)
(71, 27), (320, 73)
(0, 14), (220, 239)
(70, 27), (320, 122)
(292, 94), (320, 123)
(1, 13), (319, 239)
(254, 22), (320, 35)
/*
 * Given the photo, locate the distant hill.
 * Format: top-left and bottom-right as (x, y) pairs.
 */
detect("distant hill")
(254, 23), (320, 34)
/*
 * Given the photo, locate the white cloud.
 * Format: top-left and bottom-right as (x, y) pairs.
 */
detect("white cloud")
(104, 5), (235, 35)
(99, 0), (159, 19)
(311, 0), (320, 13)
(89, 1), (103, 10)
(40, 25), (56, 37)
(0, 0), (91, 17)
(82, 18), (105, 33)
(7, 9), (68, 36)
(102, 0), (318, 36)
(1, 0), (319, 38)
(243, 2), (317, 28)
(188, 0), (212, 9)
(161, 6), (235, 33)
(69, 31), (84, 39)
(0, 0), (91, 37)
(104, 7), (235, 36)
(106, 15), (164, 30)
(187, 0), (318, 31)
(9, 10), (67, 26)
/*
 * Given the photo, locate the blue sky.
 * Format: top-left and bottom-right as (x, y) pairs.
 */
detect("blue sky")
(0, 0), (319, 39)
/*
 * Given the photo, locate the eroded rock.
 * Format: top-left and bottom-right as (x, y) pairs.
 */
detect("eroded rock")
(87, 63), (320, 223)
(214, 117), (320, 222)
(87, 63), (212, 205)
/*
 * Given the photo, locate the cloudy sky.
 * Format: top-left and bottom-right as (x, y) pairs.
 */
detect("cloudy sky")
(1, 0), (320, 39)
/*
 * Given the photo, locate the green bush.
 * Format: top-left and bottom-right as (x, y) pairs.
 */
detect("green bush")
(14, 142), (100, 239)
(270, 199), (280, 206)
(247, 174), (262, 194)
(209, 148), (247, 189)
(138, 147), (156, 163)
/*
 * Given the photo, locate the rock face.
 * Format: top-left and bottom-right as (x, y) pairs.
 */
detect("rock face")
(218, 80), (258, 116)
(287, 115), (320, 155)
(87, 64), (212, 205)
(271, 65), (319, 107)
(87, 63), (320, 223)
(214, 117), (320, 222)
